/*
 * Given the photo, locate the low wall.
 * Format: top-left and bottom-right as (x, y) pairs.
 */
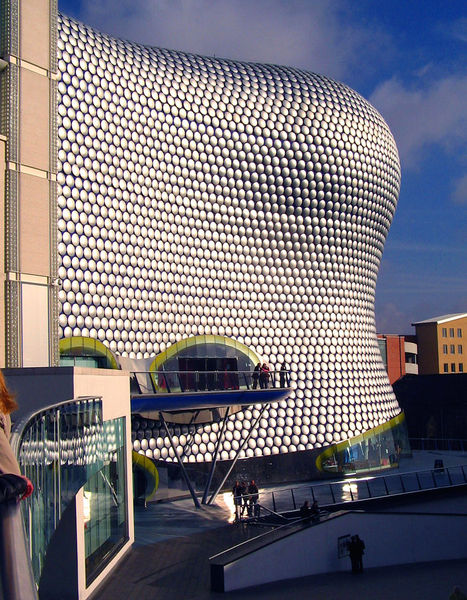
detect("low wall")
(218, 511), (467, 591)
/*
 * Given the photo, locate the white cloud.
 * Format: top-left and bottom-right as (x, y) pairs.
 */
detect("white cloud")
(76, 0), (390, 82)
(369, 75), (467, 168)
(375, 302), (411, 334)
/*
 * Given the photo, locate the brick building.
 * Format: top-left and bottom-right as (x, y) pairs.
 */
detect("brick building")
(377, 334), (418, 385)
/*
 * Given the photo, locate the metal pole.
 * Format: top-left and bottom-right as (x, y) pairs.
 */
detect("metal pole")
(207, 405), (268, 505)
(446, 467), (452, 486)
(159, 413), (201, 509)
(383, 476), (389, 495)
(201, 408), (230, 504)
(399, 475), (406, 493)
(310, 486), (316, 502)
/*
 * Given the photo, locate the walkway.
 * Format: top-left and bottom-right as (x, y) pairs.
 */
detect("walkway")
(98, 521), (467, 600)
(95, 450), (467, 600)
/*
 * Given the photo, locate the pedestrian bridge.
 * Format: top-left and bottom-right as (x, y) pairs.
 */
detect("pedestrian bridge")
(253, 462), (467, 515)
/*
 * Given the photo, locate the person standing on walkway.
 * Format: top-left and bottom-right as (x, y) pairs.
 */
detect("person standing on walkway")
(300, 500), (312, 522)
(239, 480), (248, 517)
(247, 479), (259, 516)
(259, 363), (270, 389)
(232, 481), (243, 521)
(348, 534), (365, 573)
(252, 363), (260, 389)
(279, 362), (289, 388)
(311, 499), (320, 523)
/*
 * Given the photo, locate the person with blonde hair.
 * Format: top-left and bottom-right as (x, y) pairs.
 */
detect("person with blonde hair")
(0, 370), (33, 498)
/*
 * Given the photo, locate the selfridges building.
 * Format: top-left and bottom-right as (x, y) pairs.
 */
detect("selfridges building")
(56, 14), (407, 482)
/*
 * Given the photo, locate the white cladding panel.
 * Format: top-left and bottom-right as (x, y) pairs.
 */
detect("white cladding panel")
(56, 15), (401, 461)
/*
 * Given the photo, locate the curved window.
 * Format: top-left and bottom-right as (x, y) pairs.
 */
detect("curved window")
(315, 413), (410, 475)
(149, 335), (260, 392)
(59, 337), (119, 369)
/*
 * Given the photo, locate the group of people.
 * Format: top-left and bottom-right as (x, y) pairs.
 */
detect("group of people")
(252, 361), (290, 389)
(252, 363), (270, 389)
(299, 499), (320, 523)
(232, 479), (259, 520)
(347, 534), (365, 573)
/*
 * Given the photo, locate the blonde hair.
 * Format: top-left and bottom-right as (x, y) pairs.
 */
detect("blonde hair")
(0, 370), (17, 415)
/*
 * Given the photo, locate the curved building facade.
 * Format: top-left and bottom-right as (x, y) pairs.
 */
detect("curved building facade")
(56, 15), (403, 473)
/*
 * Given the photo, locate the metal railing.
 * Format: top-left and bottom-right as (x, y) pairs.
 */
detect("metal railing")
(409, 438), (467, 452)
(252, 464), (467, 515)
(131, 369), (291, 394)
(10, 396), (103, 589)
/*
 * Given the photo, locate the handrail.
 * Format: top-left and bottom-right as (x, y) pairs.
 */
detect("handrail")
(9, 396), (103, 591)
(211, 509), (338, 567)
(0, 476), (38, 600)
(257, 463), (467, 515)
(409, 438), (467, 451)
(130, 369), (291, 395)
(10, 395), (101, 456)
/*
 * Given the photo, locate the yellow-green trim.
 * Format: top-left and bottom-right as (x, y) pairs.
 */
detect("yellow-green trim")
(59, 336), (119, 370)
(315, 412), (406, 472)
(149, 335), (260, 373)
(132, 450), (160, 502)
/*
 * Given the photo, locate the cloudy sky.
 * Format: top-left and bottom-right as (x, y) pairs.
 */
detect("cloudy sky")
(59, 0), (467, 334)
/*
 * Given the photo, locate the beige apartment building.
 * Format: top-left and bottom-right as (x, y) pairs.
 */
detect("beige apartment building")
(0, 0), (58, 368)
(413, 313), (467, 375)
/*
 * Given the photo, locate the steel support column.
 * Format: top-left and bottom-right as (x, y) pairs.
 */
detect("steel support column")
(159, 412), (201, 509)
(207, 404), (268, 505)
(201, 407), (230, 504)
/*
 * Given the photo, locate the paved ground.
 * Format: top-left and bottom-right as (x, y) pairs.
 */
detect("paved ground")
(97, 520), (467, 600)
(95, 451), (467, 600)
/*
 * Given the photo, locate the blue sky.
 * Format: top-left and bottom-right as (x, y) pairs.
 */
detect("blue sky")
(58, 0), (467, 334)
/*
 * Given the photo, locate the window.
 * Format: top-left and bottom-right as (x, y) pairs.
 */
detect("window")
(443, 344), (448, 354)
(450, 344), (455, 354)
(442, 328), (447, 337)
(460, 363), (464, 373)
(451, 363), (456, 373)
(450, 328), (455, 337)
(443, 363), (449, 373)
(458, 329), (463, 338)
(459, 345), (463, 355)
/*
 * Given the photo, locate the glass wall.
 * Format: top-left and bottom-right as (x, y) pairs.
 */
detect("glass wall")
(16, 398), (128, 587)
(84, 421), (128, 585)
(150, 335), (259, 392)
(316, 413), (410, 476)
